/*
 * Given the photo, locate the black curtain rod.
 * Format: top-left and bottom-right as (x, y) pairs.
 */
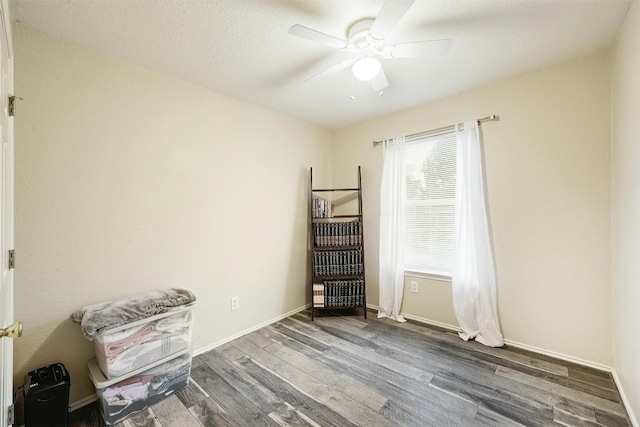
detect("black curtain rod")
(372, 114), (499, 147)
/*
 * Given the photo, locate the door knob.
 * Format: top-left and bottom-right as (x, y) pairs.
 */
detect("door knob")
(0, 321), (23, 339)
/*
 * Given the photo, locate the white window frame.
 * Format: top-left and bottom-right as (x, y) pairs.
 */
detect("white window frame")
(403, 131), (456, 278)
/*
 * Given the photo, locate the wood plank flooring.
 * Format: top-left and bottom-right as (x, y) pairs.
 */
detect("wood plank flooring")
(68, 310), (632, 427)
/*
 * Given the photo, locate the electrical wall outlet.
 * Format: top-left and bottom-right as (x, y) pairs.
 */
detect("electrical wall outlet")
(231, 296), (240, 310)
(411, 281), (419, 293)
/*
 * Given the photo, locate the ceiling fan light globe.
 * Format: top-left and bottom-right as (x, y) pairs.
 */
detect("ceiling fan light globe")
(352, 57), (382, 81)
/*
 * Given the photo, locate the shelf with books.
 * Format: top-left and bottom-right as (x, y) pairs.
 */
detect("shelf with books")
(309, 166), (366, 320)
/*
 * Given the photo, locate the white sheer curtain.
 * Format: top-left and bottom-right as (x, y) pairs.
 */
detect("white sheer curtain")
(452, 122), (503, 347)
(378, 137), (407, 322)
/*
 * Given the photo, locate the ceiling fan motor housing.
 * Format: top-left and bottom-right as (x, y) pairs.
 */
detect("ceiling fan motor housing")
(347, 19), (383, 56)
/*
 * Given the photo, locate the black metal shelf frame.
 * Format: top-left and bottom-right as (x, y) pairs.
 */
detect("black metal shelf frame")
(309, 166), (367, 320)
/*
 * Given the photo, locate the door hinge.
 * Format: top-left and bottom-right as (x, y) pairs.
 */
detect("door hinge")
(8, 95), (21, 117)
(8, 249), (15, 269)
(7, 404), (14, 426)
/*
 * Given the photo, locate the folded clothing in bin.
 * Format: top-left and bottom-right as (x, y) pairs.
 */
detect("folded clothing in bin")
(94, 305), (194, 378)
(71, 288), (196, 340)
(88, 349), (192, 425)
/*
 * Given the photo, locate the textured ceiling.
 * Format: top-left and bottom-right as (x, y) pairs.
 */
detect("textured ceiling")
(9, 0), (631, 130)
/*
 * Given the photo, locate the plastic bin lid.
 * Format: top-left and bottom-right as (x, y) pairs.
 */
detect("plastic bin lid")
(87, 346), (192, 388)
(95, 303), (196, 338)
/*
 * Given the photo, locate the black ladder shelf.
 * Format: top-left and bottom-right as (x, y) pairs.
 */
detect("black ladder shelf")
(309, 166), (367, 320)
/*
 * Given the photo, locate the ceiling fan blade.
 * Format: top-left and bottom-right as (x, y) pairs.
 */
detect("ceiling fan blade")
(305, 58), (355, 83)
(383, 39), (453, 58)
(370, 68), (389, 92)
(288, 24), (348, 49)
(370, 0), (415, 41)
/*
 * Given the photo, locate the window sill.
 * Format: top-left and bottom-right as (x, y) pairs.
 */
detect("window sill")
(405, 270), (452, 283)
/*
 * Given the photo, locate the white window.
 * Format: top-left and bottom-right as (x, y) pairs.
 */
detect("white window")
(404, 131), (456, 277)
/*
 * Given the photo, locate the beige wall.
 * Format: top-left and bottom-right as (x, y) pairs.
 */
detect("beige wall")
(612, 0), (640, 423)
(12, 25), (332, 404)
(333, 52), (612, 366)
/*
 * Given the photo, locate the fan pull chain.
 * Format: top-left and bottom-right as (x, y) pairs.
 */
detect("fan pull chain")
(350, 73), (355, 101)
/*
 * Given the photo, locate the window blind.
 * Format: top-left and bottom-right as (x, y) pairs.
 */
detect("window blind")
(404, 131), (456, 276)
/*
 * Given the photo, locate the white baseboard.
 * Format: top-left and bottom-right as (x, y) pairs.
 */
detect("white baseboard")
(367, 303), (462, 333)
(370, 303), (614, 372)
(611, 369), (639, 427)
(193, 304), (309, 357)
(69, 394), (97, 412)
(501, 338), (612, 372)
(403, 313), (462, 333)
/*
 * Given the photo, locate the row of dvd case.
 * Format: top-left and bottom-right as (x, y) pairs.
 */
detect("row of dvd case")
(314, 221), (362, 247)
(313, 250), (363, 276)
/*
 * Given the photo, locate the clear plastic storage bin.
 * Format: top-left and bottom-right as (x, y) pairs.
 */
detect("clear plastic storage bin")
(94, 304), (194, 379)
(88, 348), (192, 425)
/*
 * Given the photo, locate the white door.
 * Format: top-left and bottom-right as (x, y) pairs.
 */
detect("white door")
(0, 1), (14, 426)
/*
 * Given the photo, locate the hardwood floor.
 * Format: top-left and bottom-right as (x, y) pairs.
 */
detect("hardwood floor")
(68, 310), (632, 427)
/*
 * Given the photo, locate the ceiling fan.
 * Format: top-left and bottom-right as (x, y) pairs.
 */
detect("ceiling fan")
(288, 0), (452, 93)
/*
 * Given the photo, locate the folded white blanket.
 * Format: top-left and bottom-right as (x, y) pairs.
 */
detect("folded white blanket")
(70, 288), (196, 340)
